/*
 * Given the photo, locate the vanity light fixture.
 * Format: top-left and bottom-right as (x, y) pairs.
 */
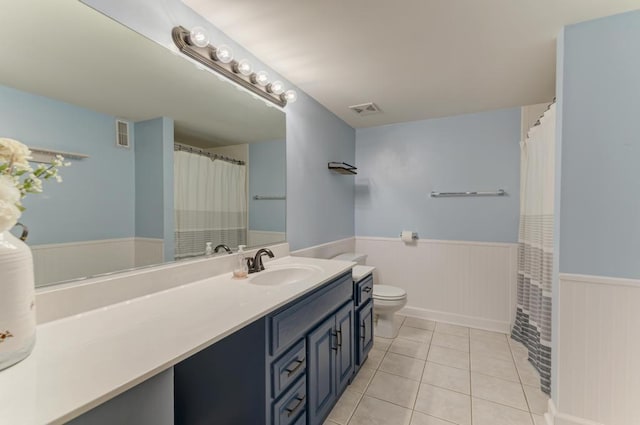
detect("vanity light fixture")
(267, 80), (284, 95)
(172, 25), (297, 107)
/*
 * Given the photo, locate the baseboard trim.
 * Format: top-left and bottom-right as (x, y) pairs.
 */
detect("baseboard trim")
(546, 400), (604, 425)
(400, 305), (512, 333)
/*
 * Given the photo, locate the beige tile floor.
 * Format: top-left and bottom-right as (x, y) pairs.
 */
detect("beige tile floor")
(323, 316), (549, 425)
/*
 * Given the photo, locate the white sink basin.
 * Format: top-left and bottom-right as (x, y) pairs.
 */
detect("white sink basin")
(248, 264), (324, 286)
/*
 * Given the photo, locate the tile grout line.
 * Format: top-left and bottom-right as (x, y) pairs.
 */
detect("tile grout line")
(347, 320), (539, 425)
(409, 326), (433, 425)
(469, 324), (474, 425)
(507, 332), (537, 425)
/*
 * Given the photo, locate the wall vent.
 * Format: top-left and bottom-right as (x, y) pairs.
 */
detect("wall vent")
(115, 120), (131, 148)
(348, 102), (381, 116)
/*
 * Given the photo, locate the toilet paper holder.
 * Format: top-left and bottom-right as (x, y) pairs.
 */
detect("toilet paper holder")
(400, 231), (418, 241)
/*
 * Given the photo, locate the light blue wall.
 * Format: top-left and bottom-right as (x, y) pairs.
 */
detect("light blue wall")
(558, 10), (640, 279)
(81, 0), (356, 252)
(286, 94), (355, 250)
(134, 117), (174, 261)
(249, 140), (286, 232)
(355, 108), (521, 243)
(0, 84), (135, 245)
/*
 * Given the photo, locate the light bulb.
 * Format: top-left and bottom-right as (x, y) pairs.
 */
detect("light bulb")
(188, 27), (209, 48)
(213, 44), (234, 63)
(283, 89), (298, 103)
(234, 59), (253, 76)
(252, 70), (269, 86)
(267, 80), (285, 95)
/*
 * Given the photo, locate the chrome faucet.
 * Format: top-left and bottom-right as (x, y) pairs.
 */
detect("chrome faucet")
(246, 248), (275, 273)
(214, 244), (232, 254)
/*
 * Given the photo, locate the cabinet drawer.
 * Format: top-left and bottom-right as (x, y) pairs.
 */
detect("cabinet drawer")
(268, 272), (352, 355)
(272, 339), (306, 399)
(273, 376), (306, 425)
(356, 275), (373, 307)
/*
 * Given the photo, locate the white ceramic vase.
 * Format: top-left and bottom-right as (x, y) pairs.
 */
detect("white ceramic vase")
(0, 230), (36, 371)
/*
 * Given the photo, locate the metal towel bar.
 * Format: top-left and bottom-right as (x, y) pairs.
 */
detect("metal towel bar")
(253, 195), (286, 200)
(430, 189), (506, 198)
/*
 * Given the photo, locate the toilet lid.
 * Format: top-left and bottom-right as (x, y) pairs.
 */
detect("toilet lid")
(373, 285), (407, 300)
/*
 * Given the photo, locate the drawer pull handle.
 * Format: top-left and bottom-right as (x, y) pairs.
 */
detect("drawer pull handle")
(332, 331), (338, 351)
(286, 395), (306, 417)
(337, 329), (342, 347)
(363, 286), (372, 293)
(360, 323), (366, 340)
(285, 359), (305, 376)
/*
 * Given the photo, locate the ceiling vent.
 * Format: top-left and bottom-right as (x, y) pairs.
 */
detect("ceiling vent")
(349, 102), (381, 116)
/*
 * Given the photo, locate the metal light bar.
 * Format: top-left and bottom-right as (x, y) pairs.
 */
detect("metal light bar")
(172, 26), (288, 107)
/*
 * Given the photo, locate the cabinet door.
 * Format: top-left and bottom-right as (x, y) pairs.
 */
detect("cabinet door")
(357, 300), (374, 366)
(335, 302), (355, 395)
(307, 316), (336, 425)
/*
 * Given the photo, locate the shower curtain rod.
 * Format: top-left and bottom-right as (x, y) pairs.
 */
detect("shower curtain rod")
(174, 143), (245, 165)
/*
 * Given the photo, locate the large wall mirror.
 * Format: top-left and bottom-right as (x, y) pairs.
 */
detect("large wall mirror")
(0, 1), (286, 287)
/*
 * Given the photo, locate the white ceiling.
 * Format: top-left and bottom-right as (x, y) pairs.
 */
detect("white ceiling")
(184, 0), (640, 128)
(0, 0), (284, 147)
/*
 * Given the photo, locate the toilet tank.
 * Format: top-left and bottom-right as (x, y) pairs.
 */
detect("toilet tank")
(331, 252), (368, 265)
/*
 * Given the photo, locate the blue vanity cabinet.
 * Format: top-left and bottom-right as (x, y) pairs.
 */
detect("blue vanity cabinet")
(307, 314), (337, 423)
(356, 299), (374, 367)
(174, 316), (266, 425)
(307, 301), (354, 425)
(335, 302), (355, 393)
(354, 273), (374, 371)
(265, 271), (355, 425)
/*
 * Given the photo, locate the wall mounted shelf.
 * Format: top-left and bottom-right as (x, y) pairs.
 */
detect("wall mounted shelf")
(328, 162), (357, 175)
(30, 147), (89, 164)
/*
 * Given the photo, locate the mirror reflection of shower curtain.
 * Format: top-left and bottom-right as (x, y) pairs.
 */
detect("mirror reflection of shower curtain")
(511, 103), (555, 395)
(174, 150), (247, 259)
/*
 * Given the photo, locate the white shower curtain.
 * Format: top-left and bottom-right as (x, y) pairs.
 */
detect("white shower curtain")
(174, 150), (247, 259)
(512, 103), (555, 395)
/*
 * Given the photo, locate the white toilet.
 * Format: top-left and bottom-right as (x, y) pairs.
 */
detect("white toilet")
(332, 252), (407, 338)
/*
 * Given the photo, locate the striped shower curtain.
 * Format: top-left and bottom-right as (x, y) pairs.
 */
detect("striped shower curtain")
(511, 103), (555, 395)
(174, 150), (247, 259)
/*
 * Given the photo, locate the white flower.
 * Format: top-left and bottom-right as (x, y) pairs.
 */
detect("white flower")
(0, 138), (32, 169)
(0, 175), (20, 204)
(0, 199), (20, 233)
(29, 175), (43, 193)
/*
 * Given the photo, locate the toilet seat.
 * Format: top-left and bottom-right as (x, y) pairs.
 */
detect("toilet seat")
(373, 285), (407, 301)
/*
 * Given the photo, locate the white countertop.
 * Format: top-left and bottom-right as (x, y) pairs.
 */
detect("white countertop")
(0, 256), (354, 425)
(352, 265), (375, 282)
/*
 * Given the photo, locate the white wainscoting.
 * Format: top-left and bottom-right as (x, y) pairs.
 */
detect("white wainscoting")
(134, 238), (164, 267)
(247, 230), (286, 248)
(355, 237), (518, 333)
(31, 238), (164, 286)
(290, 237), (356, 260)
(552, 273), (640, 425)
